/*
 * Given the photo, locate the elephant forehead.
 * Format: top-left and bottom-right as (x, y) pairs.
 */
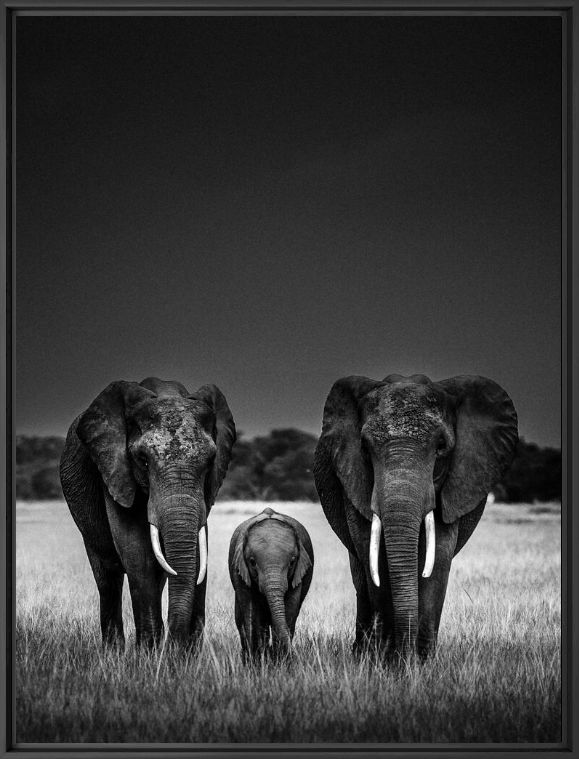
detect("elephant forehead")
(141, 405), (215, 461)
(365, 388), (444, 440)
(247, 522), (295, 553)
(153, 398), (208, 427)
(145, 425), (213, 460)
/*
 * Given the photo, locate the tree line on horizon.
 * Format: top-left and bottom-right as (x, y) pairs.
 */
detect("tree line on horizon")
(15, 430), (561, 504)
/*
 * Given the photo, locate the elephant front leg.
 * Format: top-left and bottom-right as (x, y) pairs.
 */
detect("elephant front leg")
(106, 492), (166, 648)
(284, 585), (304, 639)
(85, 542), (125, 648)
(127, 565), (167, 648)
(235, 589), (269, 662)
(417, 516), (458, 659)
(188, 572), (207, 653)
(348, 551), (380, 655)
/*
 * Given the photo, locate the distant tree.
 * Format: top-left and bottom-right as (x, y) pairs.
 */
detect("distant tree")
(15, 435), (65, 500)
(16, 436), (65, 464)
(16, 473), (35, 500)
(31, 467), (63, 499)
(217, 428), (318, 501)
(496, 438), (561, 503)
(14, 431), (561, 503)
(261, 448), (318, 501)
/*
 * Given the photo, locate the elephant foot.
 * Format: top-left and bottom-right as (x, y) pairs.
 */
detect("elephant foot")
(241, 647), (268, 666)
(186, 632), (204, 657)
(186, 621), (205, 654)
(101, 635), (125, 652)
(352, 632), (391, 662)
(165, 616), (204, 652)
(101, 623), (125, 650)
(135, 629), (165, 650)
(270, 644), (293, 664)
(416, 631), (437, 661)
(383, 646), (431, 669)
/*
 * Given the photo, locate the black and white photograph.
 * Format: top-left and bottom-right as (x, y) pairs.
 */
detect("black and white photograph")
(11, 7), (566, 747)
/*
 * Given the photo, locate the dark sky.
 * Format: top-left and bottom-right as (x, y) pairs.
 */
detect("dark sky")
(16, 15), (561, 447)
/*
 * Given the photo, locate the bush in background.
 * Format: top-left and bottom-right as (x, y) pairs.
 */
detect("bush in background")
(15, 431), (561, 503)
(499, 438), (562, 503)
(16, 436), (65, 500)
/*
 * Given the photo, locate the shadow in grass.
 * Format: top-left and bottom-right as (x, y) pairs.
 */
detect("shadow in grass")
(16, 618), (561, 744)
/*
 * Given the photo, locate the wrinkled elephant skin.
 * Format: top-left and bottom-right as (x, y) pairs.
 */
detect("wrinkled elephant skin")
(314, 373), (517, 661)
(60, 377), (235, 649)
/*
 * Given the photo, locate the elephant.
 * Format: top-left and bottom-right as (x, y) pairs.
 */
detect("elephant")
(59, 377), (236, 649)
(228, 507), (314, 659)
(313, 373), (518, 661)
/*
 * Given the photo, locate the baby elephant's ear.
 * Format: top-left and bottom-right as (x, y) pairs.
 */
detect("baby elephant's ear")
(232, 532), (251, 586)
(292, 540), (313, 588)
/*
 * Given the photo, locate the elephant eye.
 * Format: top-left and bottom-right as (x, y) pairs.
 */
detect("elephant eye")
(290, 555), (297, 566)
(436, 436), (447, 456)
(248, 556), (256, 567)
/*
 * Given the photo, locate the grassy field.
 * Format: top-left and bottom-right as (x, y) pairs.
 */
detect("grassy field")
(16, 498), (561, 744)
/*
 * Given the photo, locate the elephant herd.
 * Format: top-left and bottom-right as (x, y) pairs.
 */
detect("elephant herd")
(60, 373), (518, 662)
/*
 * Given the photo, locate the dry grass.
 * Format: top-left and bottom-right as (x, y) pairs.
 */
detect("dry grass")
(16, 499), (561, 744)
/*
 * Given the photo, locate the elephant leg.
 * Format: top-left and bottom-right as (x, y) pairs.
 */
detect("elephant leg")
(284, 585), (303, 639)
(349, 551), (377, 654)
(417, 516), (459, 659)
(85, 542), (125, 648)
(234, 595), (249, 655)
(127, 568), (166, 648)
(189, 572), (207, 652)
(235, 589), (269, 661)
(105, 492), (166, 647)
(345, 507), (392, 654)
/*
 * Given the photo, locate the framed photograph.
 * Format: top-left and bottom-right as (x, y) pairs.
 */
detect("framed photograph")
(4, 2), (574, 755)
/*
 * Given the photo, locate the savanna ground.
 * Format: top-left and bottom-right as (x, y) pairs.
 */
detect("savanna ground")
(16, 498), (561, 744)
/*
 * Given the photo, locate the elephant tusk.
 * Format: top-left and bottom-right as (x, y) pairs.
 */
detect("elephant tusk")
(149, 524), (178, 576)
(422, 511), (435, 578)
(197, 525), (207, 585)
(369, 513), (382, 587)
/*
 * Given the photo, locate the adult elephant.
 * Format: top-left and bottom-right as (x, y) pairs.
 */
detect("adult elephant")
(60, 377), (235, 649)
(314, 373), (517, 661)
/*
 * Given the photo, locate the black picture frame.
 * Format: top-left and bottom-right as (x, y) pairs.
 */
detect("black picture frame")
(2, 2), (576, 757)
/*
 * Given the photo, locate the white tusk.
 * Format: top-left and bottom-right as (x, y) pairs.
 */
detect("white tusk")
(197, 525), (208, 585)
(369, 513), (382, 587)
(149, 524), (177, 576)
(422, 511), (435, 578)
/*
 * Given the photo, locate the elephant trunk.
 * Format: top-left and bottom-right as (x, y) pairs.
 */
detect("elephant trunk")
(373, 451), (435, 658)
(381, 503), (421, 656)
(149, 489), (205, 643)
(261, 570), (291, 653)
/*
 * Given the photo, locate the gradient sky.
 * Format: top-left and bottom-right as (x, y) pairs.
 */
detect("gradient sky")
(16, 15), (562, 446)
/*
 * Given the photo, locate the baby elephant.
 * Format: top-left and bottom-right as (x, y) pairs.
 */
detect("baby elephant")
(229, 507), (314, 659)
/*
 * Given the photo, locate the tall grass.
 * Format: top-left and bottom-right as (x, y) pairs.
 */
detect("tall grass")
(16, 500), (561, 743)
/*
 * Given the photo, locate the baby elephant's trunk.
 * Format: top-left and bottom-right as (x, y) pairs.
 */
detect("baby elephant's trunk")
(262, 569), (292, 653)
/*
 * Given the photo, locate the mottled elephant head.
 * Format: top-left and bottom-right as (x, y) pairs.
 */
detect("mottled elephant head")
(77, 377), (236, 640)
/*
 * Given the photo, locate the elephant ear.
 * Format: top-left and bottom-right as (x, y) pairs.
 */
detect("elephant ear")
(76, 381), (155, 508)
(438, 375), (518, 523)
(231, 529), (251, 586)
(316, 376), (382, 520)
(292, 539), (313, 589)
(271, 511), (315, 588)
(193, 384), (236, 510)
